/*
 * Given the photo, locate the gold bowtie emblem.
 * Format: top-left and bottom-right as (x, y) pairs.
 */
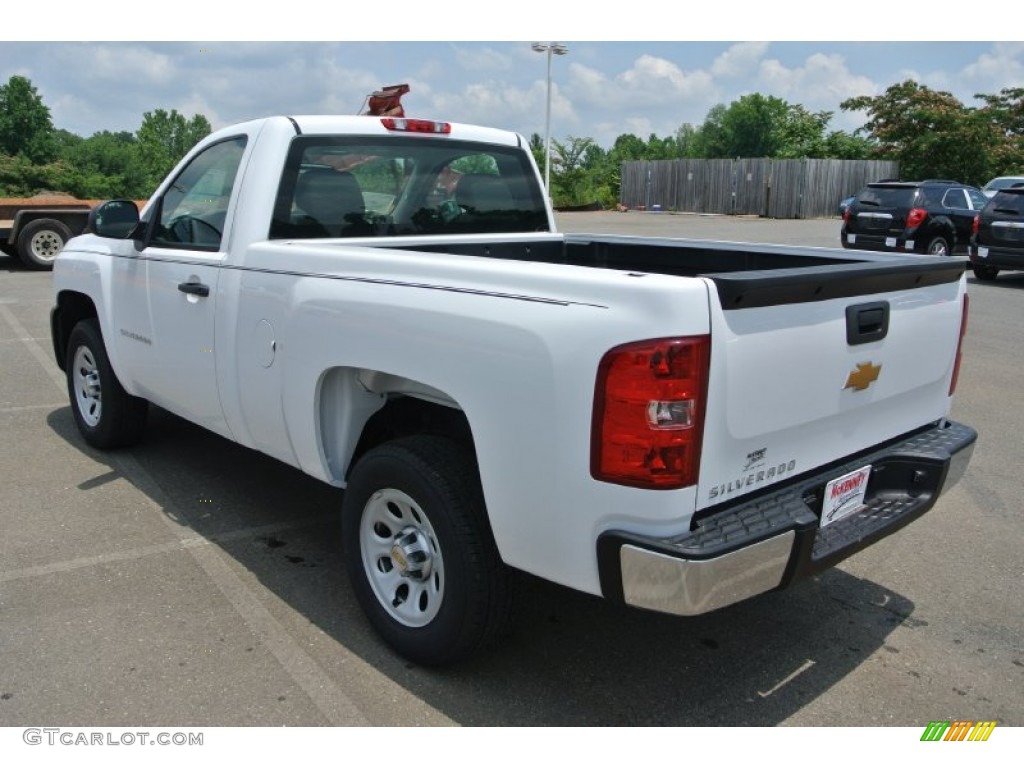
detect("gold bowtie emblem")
(844, 362), (882, 391)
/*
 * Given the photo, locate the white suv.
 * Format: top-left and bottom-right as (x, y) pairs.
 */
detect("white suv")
(981, 176), (1024, 198)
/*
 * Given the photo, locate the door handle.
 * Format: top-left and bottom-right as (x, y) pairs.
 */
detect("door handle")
(178, 280), (210, 298)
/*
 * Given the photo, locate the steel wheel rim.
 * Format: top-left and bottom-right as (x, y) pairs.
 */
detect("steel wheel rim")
(929, 240), (948, 256)
(30, 231), (63, 261)
(359, 488), (444, 628)
(72, 345), (102, 427)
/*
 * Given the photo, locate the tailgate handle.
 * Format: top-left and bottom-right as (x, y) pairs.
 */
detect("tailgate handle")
(846, 301), (889, 345)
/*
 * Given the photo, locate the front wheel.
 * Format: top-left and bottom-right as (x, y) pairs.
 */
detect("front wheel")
(65, 319), (148, 448)
(341, 436), (517, 665)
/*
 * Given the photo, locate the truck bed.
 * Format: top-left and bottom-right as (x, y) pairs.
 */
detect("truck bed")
(378, 231), (966, 308)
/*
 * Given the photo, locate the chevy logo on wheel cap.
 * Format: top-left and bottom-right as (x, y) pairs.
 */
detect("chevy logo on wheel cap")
(844, 362), (882, 391)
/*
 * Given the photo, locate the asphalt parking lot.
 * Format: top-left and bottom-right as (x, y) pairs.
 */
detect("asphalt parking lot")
(0, 212), (1021, 727)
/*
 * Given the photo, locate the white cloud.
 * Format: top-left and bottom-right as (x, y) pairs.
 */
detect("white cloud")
(960, 42), (1024, 95)
(757, 52), (877, 106)
(453, 45), (514, 72)
(710, 42), (770, 79)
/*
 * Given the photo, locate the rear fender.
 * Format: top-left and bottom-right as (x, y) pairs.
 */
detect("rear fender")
(316, 366), (463, 486)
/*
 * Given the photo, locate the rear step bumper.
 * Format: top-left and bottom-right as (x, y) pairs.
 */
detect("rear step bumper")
(597, 420), (977, 616)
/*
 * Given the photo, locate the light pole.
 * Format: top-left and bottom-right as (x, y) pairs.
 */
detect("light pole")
(531, 42), (568, 196)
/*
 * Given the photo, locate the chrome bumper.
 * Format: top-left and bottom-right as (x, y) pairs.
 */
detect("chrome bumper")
(597, 420), (977, 617)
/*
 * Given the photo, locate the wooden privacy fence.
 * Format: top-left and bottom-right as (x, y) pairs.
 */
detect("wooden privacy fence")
(620, 158), (900, 219)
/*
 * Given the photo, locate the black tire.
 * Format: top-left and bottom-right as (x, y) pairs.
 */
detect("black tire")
(971, 264), (1000, 280)
(65, 319), (148, 449)
(341, 436), (517, 665)
(924, 236), (951, 256)
(17, 218), (73, 270)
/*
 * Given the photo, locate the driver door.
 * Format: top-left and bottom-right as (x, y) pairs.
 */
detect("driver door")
(137, 136), (248, 437)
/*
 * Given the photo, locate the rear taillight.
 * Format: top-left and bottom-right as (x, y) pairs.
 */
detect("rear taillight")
(381, 118), (451, 134)
(592, 336), (710, 489)
(842, 208), (850, 223)
(906, 208), (927, 229)
(949, 293), (969, 396)
(972, 213), (980, 237)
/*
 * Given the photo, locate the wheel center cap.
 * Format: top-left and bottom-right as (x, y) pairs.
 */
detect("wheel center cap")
(390, 525), (432, 581)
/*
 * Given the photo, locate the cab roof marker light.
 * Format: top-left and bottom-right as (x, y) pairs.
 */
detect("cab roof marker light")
(381, 118), (452, 134)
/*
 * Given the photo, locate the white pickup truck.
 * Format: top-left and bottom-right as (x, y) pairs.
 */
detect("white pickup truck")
(51, 115), (976, 665)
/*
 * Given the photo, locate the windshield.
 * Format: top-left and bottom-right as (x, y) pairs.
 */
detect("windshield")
(270, 136), (548, 239)
(984, 177), (1024, 193)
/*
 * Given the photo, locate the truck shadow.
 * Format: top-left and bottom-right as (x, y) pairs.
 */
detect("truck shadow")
(46, 405), (921, 727)
(0, 252), (27, 272)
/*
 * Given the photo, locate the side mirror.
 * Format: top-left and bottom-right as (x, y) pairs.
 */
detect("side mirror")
(89, 200), (140, 239)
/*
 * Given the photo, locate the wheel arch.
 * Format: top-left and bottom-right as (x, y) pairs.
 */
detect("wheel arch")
(316, 366), (477, 487)
(922, 218), (956, 245)
(51, 290), (99, 371)
(13, 210), (90, 237)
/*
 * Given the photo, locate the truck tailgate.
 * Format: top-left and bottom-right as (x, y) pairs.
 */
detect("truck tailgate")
(696, 261), (967, 512)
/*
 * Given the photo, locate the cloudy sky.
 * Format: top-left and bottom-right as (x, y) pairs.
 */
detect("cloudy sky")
(3, 8), (1022, 149)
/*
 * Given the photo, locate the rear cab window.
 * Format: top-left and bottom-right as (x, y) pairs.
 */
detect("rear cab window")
(269, 136), (548, 240)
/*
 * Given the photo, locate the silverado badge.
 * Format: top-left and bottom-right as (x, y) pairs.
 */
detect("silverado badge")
(844, 361), (882, 392)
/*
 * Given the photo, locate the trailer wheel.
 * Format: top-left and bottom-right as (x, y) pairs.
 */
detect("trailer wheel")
(342, 436), (517, 665)
(18, 218), (73, 270)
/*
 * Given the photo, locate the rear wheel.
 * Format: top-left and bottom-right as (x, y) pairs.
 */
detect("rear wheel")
(342, 436), (517, 665)
(66, 319), (148, 448)
(18, 218), (73, 270)
(971, 264), (999, 280)
(925, 236), (951, 256)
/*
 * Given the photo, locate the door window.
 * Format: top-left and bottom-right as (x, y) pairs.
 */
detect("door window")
(941, 188), (968, 209)
(150, 136), (248, 250)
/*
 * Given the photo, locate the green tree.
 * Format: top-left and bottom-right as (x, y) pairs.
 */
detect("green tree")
(719, 93), (790, 157)
(608, 133), (648, 162)
(773, 105), (832, 158)
(673, 123), (704, 158)
(823, 130), (874, 160)
(0, 75), (56, 163)
(528, 132), (546, 176)
(59, 130), (149, 198)
(136, 109), (212, 192)
(975, 87), (1024, 176)
(0, 153), (64, 196)
(841, 80), (992, 184)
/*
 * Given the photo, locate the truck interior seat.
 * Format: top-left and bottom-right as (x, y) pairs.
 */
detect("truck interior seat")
(455, 174), (515, 214)
(293, 168), (367, 237)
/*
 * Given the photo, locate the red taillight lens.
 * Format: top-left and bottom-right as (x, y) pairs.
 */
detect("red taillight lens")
(906, 207), (927, 229)
(949, 293), (969, 396)
(592, 336), (710, 489)
(842, 207), (850, 223)
(972, 213), (980, 237)
(381, 118), (451, 134)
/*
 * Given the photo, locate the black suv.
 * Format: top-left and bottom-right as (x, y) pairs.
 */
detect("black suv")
(969, 185), (1024, 280)
(841, 180), (989, 256)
